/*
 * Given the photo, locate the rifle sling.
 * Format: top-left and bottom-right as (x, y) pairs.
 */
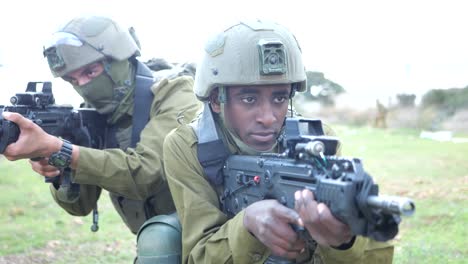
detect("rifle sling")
(192, 103), (230, 186)
(131, 61), (155, 148)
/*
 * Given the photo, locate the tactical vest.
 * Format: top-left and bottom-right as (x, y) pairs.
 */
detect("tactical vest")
(107, 60), (160, 234)
(190, 103), (231, 186)
(108, 61), (196, 234)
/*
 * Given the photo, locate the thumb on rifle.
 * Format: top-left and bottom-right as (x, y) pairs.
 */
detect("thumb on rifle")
(2, 112), (26, 126)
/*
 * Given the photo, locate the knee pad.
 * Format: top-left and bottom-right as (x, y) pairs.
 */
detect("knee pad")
(136, 213), (182, 264)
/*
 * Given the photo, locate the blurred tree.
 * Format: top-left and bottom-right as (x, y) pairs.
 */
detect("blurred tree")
(419, 87), (468, 130)
(421, 87), (468, 114)
(303, 71), (345, 106)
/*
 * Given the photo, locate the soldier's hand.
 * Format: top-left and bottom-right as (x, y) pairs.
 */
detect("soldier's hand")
(294, 189), (353, 247)
(29, 158), (61, 178)
(2, 112), (61, 161)
(244, 200), (305, 259)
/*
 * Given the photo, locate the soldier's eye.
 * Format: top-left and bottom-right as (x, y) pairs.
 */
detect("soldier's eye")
(274, 96), (287, 103)
(85, 63), (103, 78)
(241, 97), (256, 104)
(86, 69), (97, 77)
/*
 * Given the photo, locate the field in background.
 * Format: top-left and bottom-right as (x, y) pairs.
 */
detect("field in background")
(335, 125), (467, 263)
(294, 95), (468, 134)
(0, 125), (467, 263)
(0, 160), (135, 264)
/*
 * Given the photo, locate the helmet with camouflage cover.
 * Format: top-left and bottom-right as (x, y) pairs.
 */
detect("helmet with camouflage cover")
(194, 19), (307, 101)
(43, 16), (141, 77)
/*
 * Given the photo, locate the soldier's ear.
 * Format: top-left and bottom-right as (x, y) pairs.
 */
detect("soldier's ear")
(209, 88), (221, 113)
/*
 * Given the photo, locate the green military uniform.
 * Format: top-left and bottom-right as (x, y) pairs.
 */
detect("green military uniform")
(50, 73), (200, 233)
(42, 16), (202, 234)
(161, 19), (394, 263)
(164, 119), (394, 263)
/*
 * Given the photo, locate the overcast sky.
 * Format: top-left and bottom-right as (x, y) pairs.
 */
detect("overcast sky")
(1, 0), (468, 107)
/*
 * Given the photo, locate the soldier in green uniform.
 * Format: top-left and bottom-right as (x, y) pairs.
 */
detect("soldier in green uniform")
(2, 15), (200, 251)
(374, 99), (388, 129)
(162, 20), (395, 263)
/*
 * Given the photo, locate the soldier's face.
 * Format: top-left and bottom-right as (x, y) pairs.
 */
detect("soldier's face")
(212, 84), (291, 151)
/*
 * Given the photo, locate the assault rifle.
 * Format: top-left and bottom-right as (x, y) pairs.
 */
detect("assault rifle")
(221, 118), (415, 243)
(0, 82), (106, 231)
(0, 82), (106, 154)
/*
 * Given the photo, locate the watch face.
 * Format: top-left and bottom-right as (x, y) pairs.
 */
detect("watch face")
(54, 155), (68, 167)
(50, 153), (70, 168)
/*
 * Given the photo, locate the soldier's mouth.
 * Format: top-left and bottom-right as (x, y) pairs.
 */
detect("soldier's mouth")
(250, 132), (276, 143)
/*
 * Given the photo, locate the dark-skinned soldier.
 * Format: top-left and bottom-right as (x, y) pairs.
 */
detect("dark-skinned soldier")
(156, 20), (395, 263)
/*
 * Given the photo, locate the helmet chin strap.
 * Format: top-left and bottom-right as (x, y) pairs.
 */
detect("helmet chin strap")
(217, 86), (278, 155)
(289, 83), (297, 118)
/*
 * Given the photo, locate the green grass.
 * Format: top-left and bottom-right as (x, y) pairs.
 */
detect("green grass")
(334, 125), (468, 264)
(0, 159), (135, 263)
(0, 125), (467, 263)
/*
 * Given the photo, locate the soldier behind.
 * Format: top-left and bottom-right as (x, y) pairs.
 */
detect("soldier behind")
(1, 15), (200, 257)
(374, 99), (388, 128)
(161, 20), (395, 263)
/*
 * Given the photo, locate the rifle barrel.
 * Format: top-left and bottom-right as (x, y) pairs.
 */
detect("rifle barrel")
(367, 195), (415, 217)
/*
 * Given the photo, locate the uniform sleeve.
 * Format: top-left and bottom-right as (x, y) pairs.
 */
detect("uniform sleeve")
(72, 76), (201, 200)
(164, 126), (270, 264)
(49, 183), (102, 216)
(316, 237), (394, 264)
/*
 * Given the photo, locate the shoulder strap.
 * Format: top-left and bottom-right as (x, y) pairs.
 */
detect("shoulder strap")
(191, 103), (230, 186)
(131, 61), (155, 148)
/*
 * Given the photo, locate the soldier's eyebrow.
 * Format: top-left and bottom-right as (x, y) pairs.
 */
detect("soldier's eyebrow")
(272, 90), (290, 96)
(87, 62), (102, 71)
(235, 87), (260, 95)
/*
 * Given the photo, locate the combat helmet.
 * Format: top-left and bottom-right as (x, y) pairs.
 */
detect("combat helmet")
(194, 19), (307, 101)
(43, 16), (141, 77)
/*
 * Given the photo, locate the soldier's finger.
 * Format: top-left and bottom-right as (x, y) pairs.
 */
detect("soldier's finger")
(263, 210), (306, 250)
(2, 112), (28, 126)
(302, 189), (315, 200)
(43, 170), (61, 178)
(257, 227), (293, 250)
(29, 158), (48, 166)
(33, 165), (60, 177)
(318, 203), (345, 229)
(317, 203), (353, 244)
(272, 204), (301, 225)
(269, 243), (303, 261)
(299, 190), (319, 222)
(30, 160), (60, 176)
(297, 190), (333, 245)
(294, 190), (303, 210)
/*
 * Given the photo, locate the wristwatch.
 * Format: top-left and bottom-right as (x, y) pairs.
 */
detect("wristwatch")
(48, 139), (73, 168)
